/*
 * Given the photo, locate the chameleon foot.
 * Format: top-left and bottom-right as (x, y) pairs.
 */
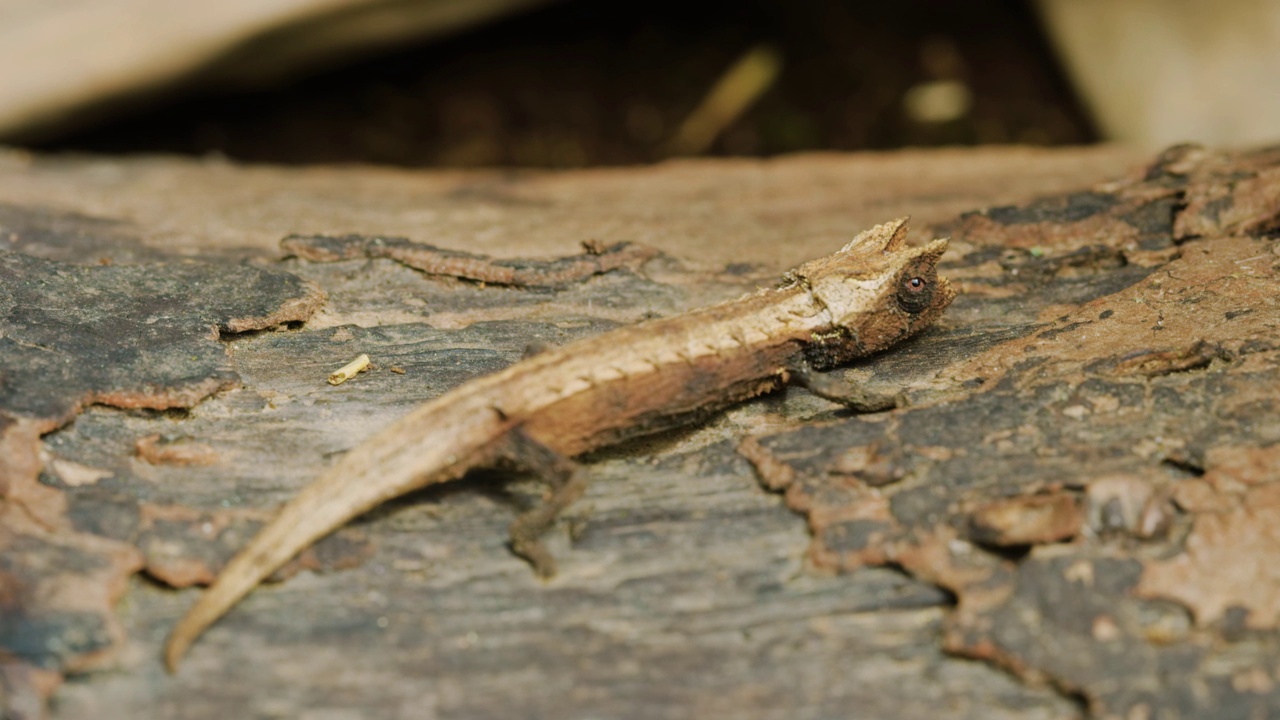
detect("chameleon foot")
(503, 428), (587, 577)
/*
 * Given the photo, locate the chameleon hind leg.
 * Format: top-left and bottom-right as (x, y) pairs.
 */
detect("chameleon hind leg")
(502, 428), (587, 578)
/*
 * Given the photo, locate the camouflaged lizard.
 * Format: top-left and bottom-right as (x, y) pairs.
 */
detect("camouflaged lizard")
(165, 218), (955, 670)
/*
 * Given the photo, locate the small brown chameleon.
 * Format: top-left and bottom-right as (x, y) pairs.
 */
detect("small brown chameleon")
(165, 218), (955, 670)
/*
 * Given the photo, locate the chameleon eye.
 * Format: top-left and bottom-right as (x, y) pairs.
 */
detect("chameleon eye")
(895, 262), (936, 313)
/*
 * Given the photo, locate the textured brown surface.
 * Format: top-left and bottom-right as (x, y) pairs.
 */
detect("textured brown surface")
(0, 251), (324, 425)
(0, 145), (1134, 267)
(742, 144), (1280, 719)
(16, 143), (1279, 719)
(0, 233), (328, 718)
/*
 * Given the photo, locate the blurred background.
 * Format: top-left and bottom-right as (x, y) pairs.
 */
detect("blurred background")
(1, 0), (1276, 167)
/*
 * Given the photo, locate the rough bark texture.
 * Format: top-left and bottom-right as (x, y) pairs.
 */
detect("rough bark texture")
(8, 143), (1279, 720)
(741, 144), (1280, 719)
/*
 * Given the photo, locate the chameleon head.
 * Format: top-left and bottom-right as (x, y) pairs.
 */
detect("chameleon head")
(797, 218), (956, 368)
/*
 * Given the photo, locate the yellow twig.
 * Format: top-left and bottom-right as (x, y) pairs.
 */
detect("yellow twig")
(664, 44), (783, 156)
(328, 354), (371, 386)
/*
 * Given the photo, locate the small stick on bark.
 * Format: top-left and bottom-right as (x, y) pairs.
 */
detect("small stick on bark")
(281, 234), (659, 289)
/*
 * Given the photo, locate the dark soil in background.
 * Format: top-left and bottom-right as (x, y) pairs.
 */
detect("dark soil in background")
(34, 0), (1096, 167)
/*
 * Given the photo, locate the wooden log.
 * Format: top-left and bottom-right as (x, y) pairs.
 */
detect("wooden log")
(21, 145), (1265, 719)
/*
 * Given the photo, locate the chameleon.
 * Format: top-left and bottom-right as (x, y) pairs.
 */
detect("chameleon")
(164, 217), (955, 671)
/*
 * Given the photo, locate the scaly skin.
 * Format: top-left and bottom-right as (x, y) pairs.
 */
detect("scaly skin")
(165, 218), (955, 671)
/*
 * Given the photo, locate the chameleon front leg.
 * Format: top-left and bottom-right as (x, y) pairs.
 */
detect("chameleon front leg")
(787, 360), (904, 412)
(501, 428), (587, 578)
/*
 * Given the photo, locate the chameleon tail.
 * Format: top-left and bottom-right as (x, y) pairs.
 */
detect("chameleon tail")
(165, 399), (502, 672)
